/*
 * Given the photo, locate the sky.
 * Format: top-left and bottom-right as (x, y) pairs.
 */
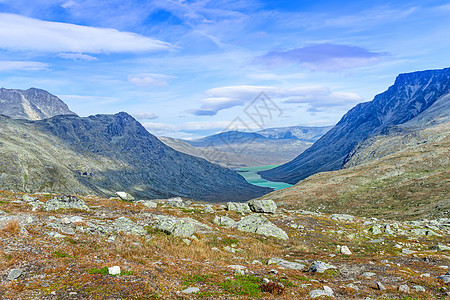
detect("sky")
(0, 0), (449, 139)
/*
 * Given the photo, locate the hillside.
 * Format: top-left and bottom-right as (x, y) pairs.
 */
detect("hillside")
(0, 113), (271, 201)
(258, 118), (450, 220)
(260, 67), (450, 184)
(0, 88), (76, 120)
(1, 192), (449, 299)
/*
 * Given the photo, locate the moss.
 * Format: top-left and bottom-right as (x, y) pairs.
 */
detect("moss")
(217, 275), (262, 297)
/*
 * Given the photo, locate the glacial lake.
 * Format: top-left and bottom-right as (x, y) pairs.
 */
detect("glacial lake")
(237, 165), (293, 191)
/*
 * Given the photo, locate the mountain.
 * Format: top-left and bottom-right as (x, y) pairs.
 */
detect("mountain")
(260, 67), (450, 184)
(0, 112), (271, 201)
(0, 87), (76, 120)
(257, 125), (333, 142)
(160, 130), (318, 168)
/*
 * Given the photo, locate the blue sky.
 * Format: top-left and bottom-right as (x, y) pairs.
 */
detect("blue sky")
(0, 0), (449, 139)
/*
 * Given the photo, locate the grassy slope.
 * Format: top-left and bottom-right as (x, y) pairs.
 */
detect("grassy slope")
(259, 121), (450, 220)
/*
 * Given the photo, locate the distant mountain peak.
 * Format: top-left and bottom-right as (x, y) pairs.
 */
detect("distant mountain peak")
(0, 87), (76, 120)
(260, 67), (450, 184)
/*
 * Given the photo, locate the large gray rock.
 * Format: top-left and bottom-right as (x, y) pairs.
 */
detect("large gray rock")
(227, 202), (251, 214)
(43, 195), (89, 211)
(236, 214), (288, 240)
(22, 194), (38, 202)
(167, 197), (185, 207)
(113, 217), (146, 235)
(248, 200), (277, 214)
(330, 214), (354, 222)
(115, 192), (135, 201)
(308, 261), (337, 273)
(267, 258), (305, 270)
(213, 216), (236, 228)
(7, 269), (23, 280)
(310, 287), (334, 298)
(153, 216), (195, 237)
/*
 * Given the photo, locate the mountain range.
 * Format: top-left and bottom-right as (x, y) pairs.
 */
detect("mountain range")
(260, 67), (450, 184)
(0, 89), (270, 201)
(160, 126), (332, 168)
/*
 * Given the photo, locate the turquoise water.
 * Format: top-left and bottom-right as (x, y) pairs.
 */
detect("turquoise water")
(237, 165), (293, 191)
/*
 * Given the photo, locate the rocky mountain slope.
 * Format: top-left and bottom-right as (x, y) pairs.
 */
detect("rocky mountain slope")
(260, 67), (450, 184)
(0, 88), (76, 120)
(1, 192), (449, 299)
(160, 126), (332, 168)
(0, 113), (270, 201)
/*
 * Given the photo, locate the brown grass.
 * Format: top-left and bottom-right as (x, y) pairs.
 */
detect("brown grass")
(1, 220), (20, 236)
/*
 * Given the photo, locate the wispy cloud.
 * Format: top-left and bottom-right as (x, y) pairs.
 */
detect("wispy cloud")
(0, 60), (48, 71)
(255, 44), (387, 71)
(58, 94), (120, 105)
(128, 73), (174, 87)
(132, 112), (158, 120)
(189, 84), (362, 116)
(0, 13), (171, 54)
(58, 53), (98, 61)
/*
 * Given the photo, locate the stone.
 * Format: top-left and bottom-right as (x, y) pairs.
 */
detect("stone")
(61, 217), (71, 224)
(411, 228), (440, 236)
(370, 225), (382, 235)
(431, 244), (450, 251)
(345, 283), (359, 291)
(108, 266), (121, 275)
(153, 216), (194, 237)
(213, 216), (236, 228)
(412, 285), (425, 292)
(167, 197), (185, 207)
(401, 249), (416, 255)
(204, 205), (214, 213)
(385, 225), (394, 235)
(267, 258), (306, 270)
(236, 214), (288, 240)
(113, 217), (146, 235)
(323, 286), (334, 294)
(308, 261), (337, 273)
(7, 269), (23, 280)
(140, 201), (157, 209)
(247, 199), (277, 214)
(70, 216), (83, 223)
(182, 239), (191, 245)
(227, 202), (251, 214)
(234, 269), (245, 276)
(44, 195), (89, 211)
(376, 282), (386, 290)
(362, 272), (376, 278)
(310, 287), (334, 298)
(398, 285), (410, 293)
(330, 214), (354, 222)
(115, 192), (134, 201)
(438, 275), (450, 283)
(340, 246), (352, 255)
(182, 287), (200, 294)
(22, 194), (37, 202)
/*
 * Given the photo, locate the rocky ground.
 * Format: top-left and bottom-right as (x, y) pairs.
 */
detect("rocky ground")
(1, 191), (449, 299)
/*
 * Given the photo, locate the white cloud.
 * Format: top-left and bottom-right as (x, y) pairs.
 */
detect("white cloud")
(132, 112), (158, 120)
(189, 85), (362, 116)
(58, 53), (98, 61)
(0, 13), (171, 54)
(0, 60), (48, 71)
(60, 0), (78, 9)
(128, 73), (174, 87)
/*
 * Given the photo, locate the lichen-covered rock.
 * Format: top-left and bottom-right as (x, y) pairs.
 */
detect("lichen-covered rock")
(153, 215), (195, 237)
(213, 216), (237, 228)
(22, 194), (38, 202)
(138, 200), (157, 209)
(115, 192), (135, 201)
(113, 217), (146, 235)
(267, 258), (305, 270)
(308, 261), (337, 273)
(43, 195), (89, 211)
(330, 214), (354, 222)
(227, 202), (251, 214)
(236, 214), (288, 240)
(167, 197), (185, 207)
(248, 199), (277, 214)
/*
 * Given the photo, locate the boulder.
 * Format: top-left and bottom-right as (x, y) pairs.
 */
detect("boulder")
(247, 200), (277, 214)
(22, 194), (38, 202)
(227, 202), (251, 214)
(44, 195), (89, 211)
(267, 258), (305, 270)
(213, 216), (236, 228)
(115, 192), (135, 201)
(108, 266), (121, 275)
(113, 217), (146, 235)
(7, 269), (23, 280)
(308, 261), (337, 273)
(153, 216), (194, 237)
(330, 214), (354, 222)
(167, 197), (185, 207)
(236, 214), (288, 240)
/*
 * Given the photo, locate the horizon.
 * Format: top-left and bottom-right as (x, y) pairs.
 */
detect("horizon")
(0, 1), (449, 138)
